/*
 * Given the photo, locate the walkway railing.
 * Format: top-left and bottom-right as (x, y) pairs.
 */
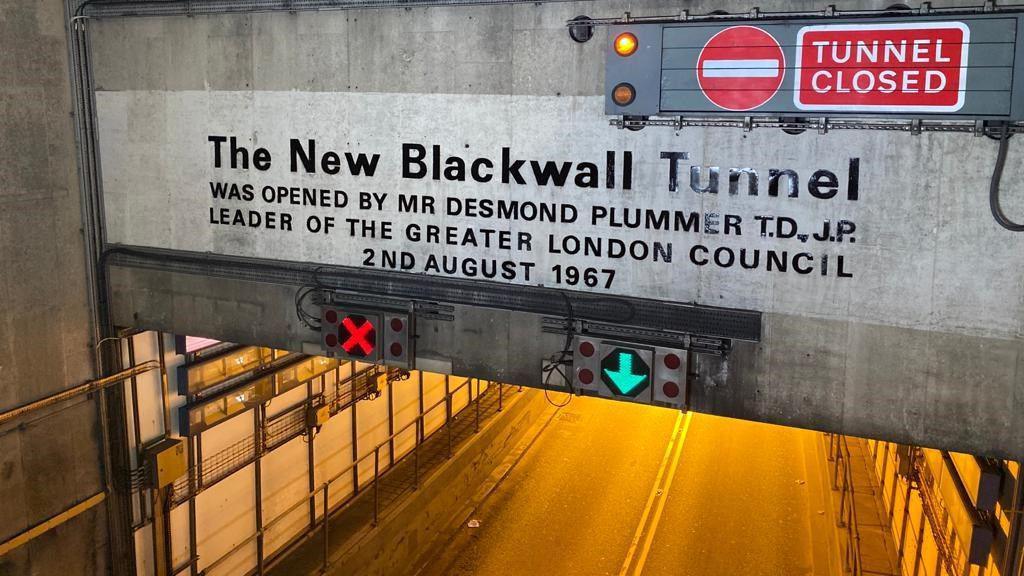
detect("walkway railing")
(195, 377), (505, 576)
(826, 433), (863, 576)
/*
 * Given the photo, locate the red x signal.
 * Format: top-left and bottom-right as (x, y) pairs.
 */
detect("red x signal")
(341, 315), (376, 356)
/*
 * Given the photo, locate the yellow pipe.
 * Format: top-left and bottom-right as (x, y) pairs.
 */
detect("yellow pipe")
(0, 360), (159, 426)
(0, 492), (106, 557)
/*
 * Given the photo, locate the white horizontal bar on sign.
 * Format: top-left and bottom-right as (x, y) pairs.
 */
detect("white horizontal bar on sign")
(701, 59), (780, 78)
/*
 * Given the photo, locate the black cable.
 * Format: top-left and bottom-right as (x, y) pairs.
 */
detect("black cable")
(991, 124), (1024, 232)
(541, 291), (576, 408)
(294, 286), (322, 330)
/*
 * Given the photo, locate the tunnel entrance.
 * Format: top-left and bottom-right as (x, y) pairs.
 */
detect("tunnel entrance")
(115, 332), (1014, 576)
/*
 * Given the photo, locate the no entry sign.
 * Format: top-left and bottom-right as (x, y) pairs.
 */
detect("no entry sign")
(697, 26), (785, 111)
(795, 23), (969, 112)
(605, 13), (1021, 120)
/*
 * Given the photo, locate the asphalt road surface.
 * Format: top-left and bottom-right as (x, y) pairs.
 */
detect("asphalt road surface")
(419, 396), (834, 576)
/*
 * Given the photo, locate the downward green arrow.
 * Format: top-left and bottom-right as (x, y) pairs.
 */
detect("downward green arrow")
(603, 351), (648, 395)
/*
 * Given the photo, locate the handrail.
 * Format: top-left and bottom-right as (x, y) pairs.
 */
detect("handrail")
(201, 377), (490, 575)
(827, 433), (863, 576)
(0, 360), (160, 427)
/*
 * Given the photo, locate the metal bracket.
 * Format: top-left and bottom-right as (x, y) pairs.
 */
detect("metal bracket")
(318, 289), (454, 321)
(541, 317), (733, 356)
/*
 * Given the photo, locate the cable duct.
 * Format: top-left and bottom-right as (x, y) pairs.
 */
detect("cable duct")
(77, 0), (572, 17)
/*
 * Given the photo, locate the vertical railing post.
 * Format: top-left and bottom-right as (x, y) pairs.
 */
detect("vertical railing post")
(413, 438), (419, 490)
(446, 395), (453, 458)
(837, 451), (847, 528)
(373, 448), (380, 526)
(322, 483), (330, 573)
(832, 448), (841, 491)
(474, 379), (481, 433)
(498, 382), (503, 412)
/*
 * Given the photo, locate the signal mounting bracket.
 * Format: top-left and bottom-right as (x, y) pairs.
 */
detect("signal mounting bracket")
(542, 317), (732, 357)
(317, 289), (454, 322)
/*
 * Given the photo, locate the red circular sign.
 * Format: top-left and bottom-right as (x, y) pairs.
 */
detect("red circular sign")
(697, 26), (785, 111)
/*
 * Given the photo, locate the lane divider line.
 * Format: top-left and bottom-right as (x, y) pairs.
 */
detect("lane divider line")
(631, 411), (694, 576)
(618, 411), (692, 576)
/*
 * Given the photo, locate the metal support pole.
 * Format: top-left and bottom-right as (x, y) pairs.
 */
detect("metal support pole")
(373, 448), (380, 527)
(156, 334), (172, 437)
(474, 379), (480, 433)
(1002, 462), (1024, 576)
(126, 337), (143, 483)
(306, 379), (317, 530)
(498, 382), (503, 412)
(351, 383), (359, 494)
(196, 435), (204, 491)
(895, 480), (913, 568)
(446, 395), (453, 459)
(387, 374), (395, 467)
(413, 440), (419, 490)
(417, 371), (424, 442)
(832, 445), (841, 491)
(186, 436), (198, 576)
(837, 449), (847, 528)
(322, 483), (330, 573)
(254, 408), (266, 575)
(444, 375), (451, 421)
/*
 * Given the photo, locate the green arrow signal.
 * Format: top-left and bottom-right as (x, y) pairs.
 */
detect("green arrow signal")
(603, 351), (648, 395)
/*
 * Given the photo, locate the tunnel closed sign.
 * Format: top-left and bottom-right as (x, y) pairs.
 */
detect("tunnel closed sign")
(607, 14), (1019, 119)
(795, 23), (969, 112)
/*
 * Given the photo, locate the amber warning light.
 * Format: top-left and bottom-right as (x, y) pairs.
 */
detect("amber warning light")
(614, 32), (638, 56)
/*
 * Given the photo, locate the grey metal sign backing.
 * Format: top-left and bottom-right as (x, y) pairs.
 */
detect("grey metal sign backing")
(606, 13), (1024, 120)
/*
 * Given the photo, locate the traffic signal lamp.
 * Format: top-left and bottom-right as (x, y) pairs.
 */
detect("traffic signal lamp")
(382, 313), (413, 369)
(572, 336), (685, 408)
(321, 306), (413, 368)
(600, 346), (652, 398)
(572, 336), (601, 393)
(652, 347), (686, 408)
(321, 307), (381, 362)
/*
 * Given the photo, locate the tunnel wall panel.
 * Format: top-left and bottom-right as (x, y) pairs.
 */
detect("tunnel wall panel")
(194, 464), (257, 576)
(313, 404), (355, 509)
(392, 371), (423, 461)
(261, 436), (310, 557)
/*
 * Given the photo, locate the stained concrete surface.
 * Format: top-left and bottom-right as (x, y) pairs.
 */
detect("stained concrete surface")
(419, 398), (832, 576)
(91, 0), (1024, 459)
(0, 0), (106, 574)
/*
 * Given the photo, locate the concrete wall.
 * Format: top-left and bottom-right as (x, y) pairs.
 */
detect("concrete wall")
(88, 0), (1024, 459)
(0, 1), (107, 574)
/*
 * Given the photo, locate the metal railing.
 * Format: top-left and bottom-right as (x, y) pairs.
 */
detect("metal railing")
(826, 433), (863, 576)
(195, 378), (504, 576)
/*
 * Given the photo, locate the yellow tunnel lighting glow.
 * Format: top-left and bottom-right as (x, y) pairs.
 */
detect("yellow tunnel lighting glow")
(614, 32), (638, 56)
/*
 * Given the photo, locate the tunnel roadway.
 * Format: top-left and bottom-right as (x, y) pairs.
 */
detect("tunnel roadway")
(418, 396), (835, 576)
